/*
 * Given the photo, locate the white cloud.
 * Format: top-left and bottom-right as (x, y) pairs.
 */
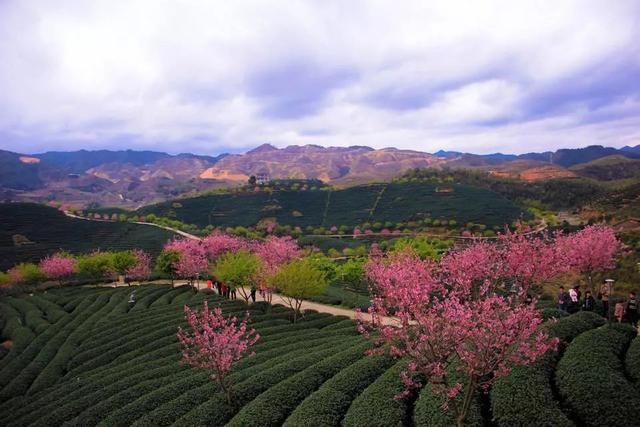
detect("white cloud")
(0, 0), (638, 154)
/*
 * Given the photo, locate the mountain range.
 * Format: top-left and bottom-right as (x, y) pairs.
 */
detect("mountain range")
(1, 144), (638, 208)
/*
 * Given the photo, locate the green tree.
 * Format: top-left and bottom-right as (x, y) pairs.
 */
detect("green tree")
(268, 258), (328, 322)
(305, 253), (337, 282)
(77, 252), (114, 281)
(213, 251), (262, 304)
(393, 237), (443, 260)
(112, 251), (137, 281)
(15, 263), (45, 284)
(155, 250), (180, 284)
(335, 258), (367, 291)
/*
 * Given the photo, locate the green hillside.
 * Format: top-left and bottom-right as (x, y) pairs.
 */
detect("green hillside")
(139, 182), (523, 229)
(0, 285), (633, 426)
(0, 203), (175, 270)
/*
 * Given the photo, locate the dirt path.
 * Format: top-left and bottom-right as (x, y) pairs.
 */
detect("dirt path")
(63, 211), (202, 241)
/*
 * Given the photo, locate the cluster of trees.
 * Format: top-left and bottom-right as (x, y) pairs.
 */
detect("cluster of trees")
(176, 224), (621, 425)
(359, 224), (620, 426)
(0, 249), (151, 288)
(157, 233), (329, 319)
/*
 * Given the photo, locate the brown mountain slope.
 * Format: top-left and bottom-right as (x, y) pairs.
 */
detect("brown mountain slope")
(200, 144), (447, 184)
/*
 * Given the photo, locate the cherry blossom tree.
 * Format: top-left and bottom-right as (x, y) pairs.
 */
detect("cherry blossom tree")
(164, 239), (209, 289)
(39, 253), (76, 286)
(202, 231), (249, 262)
(177, 301), (259, 404)
(556, 224), (621, 289)
(360, 236), (563, 426)
(254, 236), (302, 302)
(7, 266), (24, 285)
(126, 249), (151, 282)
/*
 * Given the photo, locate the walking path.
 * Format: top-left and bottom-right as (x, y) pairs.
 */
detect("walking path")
(63, 211), (202, 240)
(106, 280), (396, 325)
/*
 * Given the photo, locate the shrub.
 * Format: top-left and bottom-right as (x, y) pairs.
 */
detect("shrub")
(541, 308), (569, 321)
(283, 354), (393, 426)
(343, 361), (411, 427)
(626, 337), (640, 384)
(555, 325), (640, 426)
(226, 341), (370, 427)
(491, 311), (605, 426)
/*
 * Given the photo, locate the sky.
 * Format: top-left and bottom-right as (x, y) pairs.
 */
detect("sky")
(0, 0), (639, 156)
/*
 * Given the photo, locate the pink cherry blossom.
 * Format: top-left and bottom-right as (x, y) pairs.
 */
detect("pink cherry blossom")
(177, 301), (259, 403)
(39, 253), (76, 285)
(164, 238), (209, 281)
(126, 249), (151, 281)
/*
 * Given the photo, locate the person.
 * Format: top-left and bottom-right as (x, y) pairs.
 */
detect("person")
(128, 290), (136, 307)
(574, 285), (581, 303)
(207, 279), (213, 290)
(215, 280), (221, 295)
(219, 282), (227, 298)
(615, 302), (625, 323)
(230, 287), (237, 300)
(250, 286), (257, 303)
(625, 292), (639, 328)
(600, 280), (611, 318)
(524, 294), (533, 305)
(558, 286), (570, 313)
(582, 290), (595, 311)
(568, 286), (580, 314)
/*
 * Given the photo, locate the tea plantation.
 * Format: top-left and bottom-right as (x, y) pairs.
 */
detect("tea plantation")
(0, 285), (638, 426)
(139, 182), (523, 230)
(0, 203), (175, 270)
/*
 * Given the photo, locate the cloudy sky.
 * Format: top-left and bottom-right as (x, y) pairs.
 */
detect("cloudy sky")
(1, 0), (639, 155)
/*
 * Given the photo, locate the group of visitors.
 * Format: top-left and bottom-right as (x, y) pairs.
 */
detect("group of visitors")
(557, 280), (639, 327)
(205, 279), (258, 303)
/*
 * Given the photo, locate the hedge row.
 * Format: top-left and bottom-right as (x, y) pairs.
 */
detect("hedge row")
(149, 285), (191, 307)
(20, 320), (357, 425)
(0, 303), (22, 340)
(413, 383), (483, 427)
(625, 337), (640, 385)
(227, 341), (371, 427)
(0, 294), (98, 395)
(491, 310), (605, 427)
(342, 361), (410, 427)
(172, 337), (361, 427)
(27, 295), (68, 323)
(556, 325), (639, 426)
(96, 334), (355, 426)
(28, 291), (131, 394)
(3, 293), (111, 399)
(4, 297), (51, 335)
(283, 354), (394, 426)
(8, 352), (183, 426)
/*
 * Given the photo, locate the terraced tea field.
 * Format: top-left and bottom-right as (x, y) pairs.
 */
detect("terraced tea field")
(0, 203), (175, 270)
(140, 182), (523, 230)
(0, 285), (638, 426)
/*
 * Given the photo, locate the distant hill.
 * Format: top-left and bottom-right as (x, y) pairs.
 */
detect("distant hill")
(0, 149), (227, 208)
(0, 203), (176, 270)
(200, 144), (447, 185)
(1, 144), (639, 208)
(139, 181), (523, 230)
(548, 145), (640, 167)
(570, 155), (640, 181)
